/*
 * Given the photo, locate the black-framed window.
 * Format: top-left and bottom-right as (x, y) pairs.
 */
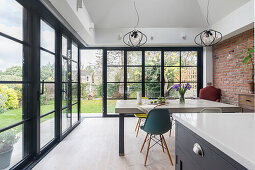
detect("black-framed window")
(106, 50), (125, 114)
(71, 42), (78, 125)
(101, 47), (202, 116)
(0, 0), (83, 168)
(39, 19), (56, 149)
(127, 51), (142, 99)
(145, 51), (161, 98)
(0, 0), (29, 169)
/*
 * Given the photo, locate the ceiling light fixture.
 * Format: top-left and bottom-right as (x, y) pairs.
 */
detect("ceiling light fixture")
(194, 0), (222, 47)
(123, 0), (147, 47)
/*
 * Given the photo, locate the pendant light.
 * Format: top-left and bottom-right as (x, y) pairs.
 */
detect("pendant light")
(194, 0), (222, 46)
(123, 0), (147, 47)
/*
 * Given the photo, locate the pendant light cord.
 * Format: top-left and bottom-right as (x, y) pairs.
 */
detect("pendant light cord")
(206, 0), (210, 27)
(134, 0), (140, 29)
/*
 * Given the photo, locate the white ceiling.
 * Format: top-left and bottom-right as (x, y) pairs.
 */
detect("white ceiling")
(84, 0), (250, 29)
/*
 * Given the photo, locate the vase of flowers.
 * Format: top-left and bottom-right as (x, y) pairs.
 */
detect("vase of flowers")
(172, 83), (192, 104)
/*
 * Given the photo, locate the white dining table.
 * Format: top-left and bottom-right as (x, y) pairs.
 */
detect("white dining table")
(115, 99), (241, 156)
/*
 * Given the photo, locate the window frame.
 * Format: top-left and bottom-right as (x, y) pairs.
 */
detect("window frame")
(83, 47), (203, 117)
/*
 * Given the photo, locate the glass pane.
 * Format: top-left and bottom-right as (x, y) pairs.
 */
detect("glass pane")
(72, 104), (78, 125)
(0, 125), (24, 169)
(40, 50), (55, 82)
(107, 99), (117, 114)
(107, 83), (124, 99)
(164, 51), (180, 66)
(181, 67), (197, 83)
(72, 83), (78, 104)
(62, 58), (68, 82)
(164, 67), (180, 82)
(127, 83), (142, 99)
(40, 20), (55, 52)
(72, 61), (78, 82)
(0, 84), (23, 129)
(0, 36), (23, 81)
(145, 51), (161, 66)
(145, 83), (160, 98)
(107, 51), (124, 65)
(181, 51), (197, 66)
(72, 43), (78, 61)
(40, 113), (55, 148)
(164, 83), (179, 98)
(62, 108), (71, 133)
(62, 83), (68, 108)
(183, 83), (197, 98)
(127, 51), (142, 65)
(0, 0), (23, 40)
(127, 67), (142, 82)
(145, 67), (161, 82)
(107, 67), (124, 82)
(62, 36), (67, 56)
(40, 83), (55, 115)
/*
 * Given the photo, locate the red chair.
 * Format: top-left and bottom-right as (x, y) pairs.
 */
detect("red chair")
(199, 86), (221, 102)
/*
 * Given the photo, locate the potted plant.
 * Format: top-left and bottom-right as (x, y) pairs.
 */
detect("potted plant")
(172, 83), (192, 104)
(0, 130), (19, 169)
(239, 47), (254, 93)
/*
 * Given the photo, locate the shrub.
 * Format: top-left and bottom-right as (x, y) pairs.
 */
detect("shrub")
(0, 85), (19, 110)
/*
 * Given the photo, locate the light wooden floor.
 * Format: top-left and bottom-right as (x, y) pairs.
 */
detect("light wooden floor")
(33, 117), (175, 170)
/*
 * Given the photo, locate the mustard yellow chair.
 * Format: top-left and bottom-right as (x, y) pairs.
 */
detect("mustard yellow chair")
(134, 97), (149, 137)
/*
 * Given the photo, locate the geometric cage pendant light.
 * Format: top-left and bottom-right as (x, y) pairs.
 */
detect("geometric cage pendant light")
(123, 0), (147, 47)
(194, 0), (222, 46)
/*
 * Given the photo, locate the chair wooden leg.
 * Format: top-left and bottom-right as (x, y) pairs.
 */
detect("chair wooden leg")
(144, 135), (151, 166)
(140, 133), (148, 152)
(162, 135), (173, 166)
(136, 119), (141, 137)
(160, 135), (165, 152)
(135, 119), (140, 132)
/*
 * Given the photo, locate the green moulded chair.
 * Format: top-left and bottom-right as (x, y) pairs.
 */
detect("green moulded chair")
(140, 109), (174, 166)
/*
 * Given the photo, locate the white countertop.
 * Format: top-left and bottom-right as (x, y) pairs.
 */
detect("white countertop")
(115, 99), (241, 114)
(173, 113), (255, 170)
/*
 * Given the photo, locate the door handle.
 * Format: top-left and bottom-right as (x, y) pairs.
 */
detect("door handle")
(40, 80), (45, 95)
(193, 143), (204, 157)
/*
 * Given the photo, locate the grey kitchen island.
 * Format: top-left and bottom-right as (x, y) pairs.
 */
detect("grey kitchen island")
(173, 113), (255, 170)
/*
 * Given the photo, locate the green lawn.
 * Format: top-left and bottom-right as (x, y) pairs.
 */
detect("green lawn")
(0, 100), (117, 130)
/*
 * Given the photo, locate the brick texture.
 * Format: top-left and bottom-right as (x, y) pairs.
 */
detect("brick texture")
(213, 29), (254, 105)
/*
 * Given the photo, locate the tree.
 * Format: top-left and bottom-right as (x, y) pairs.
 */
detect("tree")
(5, 66), (22, 77)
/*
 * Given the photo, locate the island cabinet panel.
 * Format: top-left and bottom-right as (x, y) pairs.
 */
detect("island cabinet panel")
(175, 121), (247, 170)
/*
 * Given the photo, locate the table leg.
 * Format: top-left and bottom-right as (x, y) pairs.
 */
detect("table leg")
(119, 114), (124, 156)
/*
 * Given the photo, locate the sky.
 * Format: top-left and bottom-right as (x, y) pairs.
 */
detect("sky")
(0, 0), (55, 72)
(0, 0), (23, 72)
(80, 50), (101, 68)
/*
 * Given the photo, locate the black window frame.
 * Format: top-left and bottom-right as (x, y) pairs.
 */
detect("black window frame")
(82, 47), (203, 117)
(0, 0), (84, 169)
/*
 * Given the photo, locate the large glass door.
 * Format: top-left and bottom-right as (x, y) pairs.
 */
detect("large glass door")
(61, 36), (80, 134)
(39, 20), (56, 149)
(61, 35), (71, 133)
(80, 49), (103, 117)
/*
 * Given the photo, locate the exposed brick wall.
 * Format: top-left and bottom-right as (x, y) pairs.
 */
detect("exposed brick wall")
(213, 29), (254, 105)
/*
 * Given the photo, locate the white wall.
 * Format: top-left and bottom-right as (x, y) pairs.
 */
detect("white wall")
(212, 0), (254, 40)
(94, 28), (204, 47)
(203, 47), (213, 88)
(47, 0), (95, 45)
